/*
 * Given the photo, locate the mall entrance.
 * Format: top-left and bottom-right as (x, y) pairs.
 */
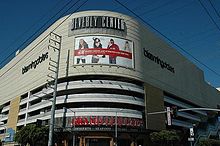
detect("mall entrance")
(85, 137), (111, 146)
(57, 131), (146, 146)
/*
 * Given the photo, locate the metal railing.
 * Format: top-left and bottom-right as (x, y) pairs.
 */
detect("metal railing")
(194, 119), (220, 146)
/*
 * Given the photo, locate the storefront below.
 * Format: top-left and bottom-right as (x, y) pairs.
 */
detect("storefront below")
(54, 131), (146, 146)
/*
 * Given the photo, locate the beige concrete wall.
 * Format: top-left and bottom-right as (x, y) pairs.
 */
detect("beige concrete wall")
(145, 84), (166, 131)
(7, 96), (20, 131)
(139, 23), (220, 107)
(0, 10), (220, 109)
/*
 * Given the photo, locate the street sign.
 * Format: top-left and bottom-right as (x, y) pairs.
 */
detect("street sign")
(188, 137), (194, 141)
(166, 107), (172, 126)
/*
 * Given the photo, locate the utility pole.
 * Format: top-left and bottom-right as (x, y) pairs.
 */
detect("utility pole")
(47, 32), (62, 146)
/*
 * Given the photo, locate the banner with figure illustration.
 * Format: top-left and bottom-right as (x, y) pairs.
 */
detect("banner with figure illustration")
(74, 36), (134, 68)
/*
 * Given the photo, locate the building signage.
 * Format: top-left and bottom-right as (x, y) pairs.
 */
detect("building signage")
(55, 126), (144, 133)
(22, 52), (48, 74)
(4, 128), (15, 142)
(70, 16), (125, 31)
(74, 36), (133, 68)
(166, 107), (172, 126)
(143, 48), (175, 73)
(71, 116), (144, 127)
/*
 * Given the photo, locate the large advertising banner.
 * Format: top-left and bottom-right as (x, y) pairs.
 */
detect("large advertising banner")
(74, 36), (133, 68)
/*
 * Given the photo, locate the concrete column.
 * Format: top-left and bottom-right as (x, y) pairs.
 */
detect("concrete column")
(63, 139), (67, 146)
(79, 137), (83, 146)
(80, 137), (85, 146)
(7, 96), (21, 131)
(145, 83), (166, 131)
(24, 92), (31, 126)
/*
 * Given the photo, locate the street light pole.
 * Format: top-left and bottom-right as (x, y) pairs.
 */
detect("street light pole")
(48, 32), (61, 146)
(115, 112), (117, 146)
(64, 107), (76, 146)
(73, 111), (76, 146)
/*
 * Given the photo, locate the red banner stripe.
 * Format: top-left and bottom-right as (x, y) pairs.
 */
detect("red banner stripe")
(74, 48), (132, 59)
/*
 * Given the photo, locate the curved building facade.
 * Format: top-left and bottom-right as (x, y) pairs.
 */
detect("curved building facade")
(0, 10), (220, 146)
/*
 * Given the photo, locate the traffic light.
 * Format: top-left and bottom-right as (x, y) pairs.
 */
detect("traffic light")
(171, 106), (178, 118)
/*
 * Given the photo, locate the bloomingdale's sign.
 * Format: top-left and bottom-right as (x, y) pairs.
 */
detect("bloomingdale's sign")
(22, 52), (48, 74)
(143, 48), (175, 73)
(70, 16), (125, 31)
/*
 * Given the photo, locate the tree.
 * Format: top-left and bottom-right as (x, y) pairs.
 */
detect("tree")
(199, 139), (211, 146)
(150, 130), (180, 146)
(15, 124), (49, 146)
(199, 139), (220, 146)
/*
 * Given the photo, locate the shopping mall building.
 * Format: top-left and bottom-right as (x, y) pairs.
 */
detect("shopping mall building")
(0, 10), (220, 146)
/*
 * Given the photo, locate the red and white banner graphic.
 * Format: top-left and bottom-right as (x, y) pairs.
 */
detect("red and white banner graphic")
(74, 48), (132, 59)
(73, 36), (134, 68)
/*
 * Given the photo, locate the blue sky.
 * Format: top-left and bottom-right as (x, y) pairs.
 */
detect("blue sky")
(0, 0), (220, 88)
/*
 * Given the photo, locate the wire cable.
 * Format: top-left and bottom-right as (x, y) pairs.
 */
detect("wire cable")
(138, 0), (174, 16)
(207, 0), (220, 22)
(197, 0), (220, 33)
(0, 0), (89, 78)
(114, 0), (220, 77)
(0, 0), (64, 56)
(0, 0), (75, 67)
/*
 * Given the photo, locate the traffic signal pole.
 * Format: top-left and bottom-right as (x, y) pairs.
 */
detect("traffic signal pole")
(147, 107), (220, 146)
(147, 107), (220, 127)
(178, 107), (220, 112)
(147, 107), (220, 115)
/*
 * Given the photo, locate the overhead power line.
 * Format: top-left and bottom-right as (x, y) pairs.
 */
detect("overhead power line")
(139, 0), (174, 16)
(113, 0), (220, 78)
(0, 0), (136, 69)
(0, 0), (64, 56)
(0, 0), (218, 106)
(208, 0), (220, 21)
(0, 0), (76, 67)
(0, 0), (89, 78)
(197, 0), (220, 33)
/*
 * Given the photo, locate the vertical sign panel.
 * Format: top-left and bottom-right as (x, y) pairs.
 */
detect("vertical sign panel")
(166, 107), (172, 126)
